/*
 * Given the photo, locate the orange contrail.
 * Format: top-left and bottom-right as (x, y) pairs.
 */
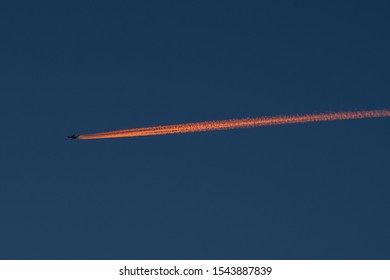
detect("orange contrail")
(76, 109), (390, 140)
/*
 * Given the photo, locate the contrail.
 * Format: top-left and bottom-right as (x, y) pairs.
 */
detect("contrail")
(72, 109), (390, 140)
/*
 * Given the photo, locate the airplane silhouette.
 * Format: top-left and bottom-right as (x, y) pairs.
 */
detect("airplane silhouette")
(67, 134), (79, 139)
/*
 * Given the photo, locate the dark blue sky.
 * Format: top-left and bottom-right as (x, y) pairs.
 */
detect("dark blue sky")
(1, 1), (389, 259)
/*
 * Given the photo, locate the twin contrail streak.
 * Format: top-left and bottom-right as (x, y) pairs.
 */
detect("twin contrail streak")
(75, 109), (390, 140)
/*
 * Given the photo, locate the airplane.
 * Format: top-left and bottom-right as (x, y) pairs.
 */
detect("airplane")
(67, 134), (79, 139)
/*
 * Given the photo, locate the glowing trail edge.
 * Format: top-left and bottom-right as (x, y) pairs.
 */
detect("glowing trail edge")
(76, 109), (390, 140)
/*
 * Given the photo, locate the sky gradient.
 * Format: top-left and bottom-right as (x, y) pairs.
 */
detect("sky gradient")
(1, 1), (389, 259)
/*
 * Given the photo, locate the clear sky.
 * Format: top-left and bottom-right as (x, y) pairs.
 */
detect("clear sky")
(1, 1), (389, 259)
